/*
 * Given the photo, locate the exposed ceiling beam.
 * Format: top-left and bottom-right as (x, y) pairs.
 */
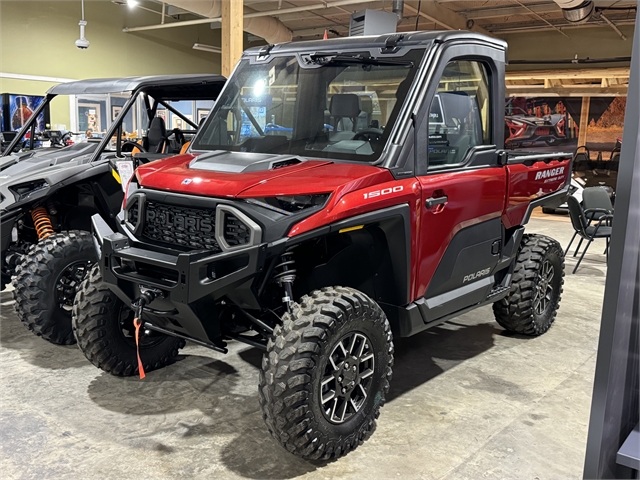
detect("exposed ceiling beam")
(123, 0), (374, 33)
(463, 3), (560, 20)
(461, 0), (636, 20)
(506, 67), (630, 80)
(488, 18), (635, 34)
(404, 1), (491, 36)
(506, 86), (628, 96)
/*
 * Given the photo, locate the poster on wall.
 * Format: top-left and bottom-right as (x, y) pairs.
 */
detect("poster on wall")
(197, 108), (209, 125)
(505, 97), (625, 156)
(1, 94), (50, 132)
(112, 106), (122, 121)
(172, 115), (192, 131)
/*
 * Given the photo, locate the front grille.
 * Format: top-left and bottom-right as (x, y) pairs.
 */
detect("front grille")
(143, 201), (221, 252)
(223, 211), (251, 247)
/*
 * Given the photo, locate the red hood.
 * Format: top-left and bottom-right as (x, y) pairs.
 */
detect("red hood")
(136, 153), (393, 201)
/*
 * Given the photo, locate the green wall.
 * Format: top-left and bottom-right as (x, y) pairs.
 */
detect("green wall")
(0, 0), (223, 128)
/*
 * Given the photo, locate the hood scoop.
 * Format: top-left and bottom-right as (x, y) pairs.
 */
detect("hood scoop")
(271, 158), (301, 169)
(189, 150), (304, 174)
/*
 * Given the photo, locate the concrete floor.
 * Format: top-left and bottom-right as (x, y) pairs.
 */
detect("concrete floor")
(0, 210), (609, 479)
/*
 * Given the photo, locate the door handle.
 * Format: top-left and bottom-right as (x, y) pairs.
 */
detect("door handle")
(425, 195), (448, 209)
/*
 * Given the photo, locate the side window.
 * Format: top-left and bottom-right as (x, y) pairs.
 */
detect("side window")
(427, 60), (491, 168)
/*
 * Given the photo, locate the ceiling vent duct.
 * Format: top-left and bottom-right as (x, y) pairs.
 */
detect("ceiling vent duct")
(554, 0), (595, 23)
(392, 0), (404, 22)
(349, 9), (398, 36)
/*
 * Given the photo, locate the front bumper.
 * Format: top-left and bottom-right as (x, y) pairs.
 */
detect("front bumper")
(92, 214), (267, 344)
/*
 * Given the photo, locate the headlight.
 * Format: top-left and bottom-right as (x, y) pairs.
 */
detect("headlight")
(9, 180), (49, 201)
(247, 194), (330, 215)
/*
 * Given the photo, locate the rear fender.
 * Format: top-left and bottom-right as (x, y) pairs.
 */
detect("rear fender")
(503, 152), (572, 228)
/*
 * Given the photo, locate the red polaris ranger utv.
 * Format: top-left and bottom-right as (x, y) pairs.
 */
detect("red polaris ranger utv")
(74, 32), (571, 460)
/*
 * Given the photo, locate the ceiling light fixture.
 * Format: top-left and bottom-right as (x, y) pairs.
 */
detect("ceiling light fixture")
(127, 0), (139, 8)
(193, 43), (222, 54)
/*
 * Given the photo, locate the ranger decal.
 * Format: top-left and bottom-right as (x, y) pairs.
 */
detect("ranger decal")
(535, 166), (565, 181)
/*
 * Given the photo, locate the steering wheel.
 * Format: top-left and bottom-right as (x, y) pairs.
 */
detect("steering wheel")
(122, 141), (147, 153)
(353, 128), (384, 143)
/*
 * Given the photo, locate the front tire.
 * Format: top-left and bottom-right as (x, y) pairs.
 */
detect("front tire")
(259, 286), (394, 460)
(13, 231), (96, 345)
(72, 265), (185, 376)
(493, 234), (564, 335)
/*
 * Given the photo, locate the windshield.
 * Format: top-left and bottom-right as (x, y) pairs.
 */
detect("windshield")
(192, 49), (425, 162)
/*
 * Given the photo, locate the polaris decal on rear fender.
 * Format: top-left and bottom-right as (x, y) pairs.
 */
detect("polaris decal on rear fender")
(463, 268), (491, 283)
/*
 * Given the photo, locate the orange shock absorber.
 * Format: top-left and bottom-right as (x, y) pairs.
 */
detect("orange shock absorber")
(31, 207), (55, 240)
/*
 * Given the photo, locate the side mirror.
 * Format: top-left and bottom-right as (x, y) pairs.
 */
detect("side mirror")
(497, 150), (508, 166)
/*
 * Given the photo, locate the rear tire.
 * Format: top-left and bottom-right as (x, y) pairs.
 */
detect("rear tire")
(72, 265), (185, 376)
(493, 234), (564, 336)
(13, 231), (96, 345)
(258, 286), (394, 460)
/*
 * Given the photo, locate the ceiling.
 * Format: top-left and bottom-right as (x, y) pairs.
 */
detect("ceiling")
(122, 0), (635, 95)
(138, 0), (637, 40)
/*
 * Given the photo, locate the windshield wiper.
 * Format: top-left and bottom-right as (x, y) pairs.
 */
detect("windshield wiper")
(307, 52), (413, 67)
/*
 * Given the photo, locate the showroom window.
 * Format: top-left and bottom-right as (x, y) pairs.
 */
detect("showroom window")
(427, 60), (491, 167)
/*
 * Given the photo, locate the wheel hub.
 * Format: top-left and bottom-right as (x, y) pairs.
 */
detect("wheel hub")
(320, 332), (375, 424)
(533, 259), (555, 316)
(55, 260), (92, 312)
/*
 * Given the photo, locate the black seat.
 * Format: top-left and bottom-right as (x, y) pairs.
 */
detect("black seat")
(147, 117), (167, 153)
(329, 94), (360, 142)
(167, 128), (186, 154)
(357, 96), (373, 131)
(573, 146), (590, 173)
(565, 195), (613, 273)
(583, 187), (614, 221)
(436, 91), (480, 165)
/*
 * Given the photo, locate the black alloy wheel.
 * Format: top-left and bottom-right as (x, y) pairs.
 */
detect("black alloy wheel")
(320, 332), (375, 424)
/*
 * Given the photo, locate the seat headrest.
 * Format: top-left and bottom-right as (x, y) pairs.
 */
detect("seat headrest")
(440, 92), (473, 125)
(330, 94), (360, 118)
(148, 116), (167, 144)
(360, 96), (373, 115)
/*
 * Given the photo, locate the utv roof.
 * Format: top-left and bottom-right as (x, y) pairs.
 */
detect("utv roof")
(47, 74), (226, 99)
(244, 30), (507, 56)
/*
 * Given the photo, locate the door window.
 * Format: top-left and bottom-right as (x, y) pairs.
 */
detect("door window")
(428, 60), (491, 167)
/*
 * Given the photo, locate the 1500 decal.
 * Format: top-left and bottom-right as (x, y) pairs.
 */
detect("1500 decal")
(363, 185), (403, 199)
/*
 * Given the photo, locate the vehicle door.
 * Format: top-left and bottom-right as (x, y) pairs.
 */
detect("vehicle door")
(415, 51), (508, 322)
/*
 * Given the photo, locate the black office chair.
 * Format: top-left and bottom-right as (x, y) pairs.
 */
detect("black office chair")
(565, 196), (613, 273)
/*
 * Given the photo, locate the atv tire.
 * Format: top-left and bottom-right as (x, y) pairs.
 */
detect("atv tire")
(493, 234), (564, 336)
(259, 286), (394, 460)
(13, 230), (96, 345)
(72, 265), (185, 376)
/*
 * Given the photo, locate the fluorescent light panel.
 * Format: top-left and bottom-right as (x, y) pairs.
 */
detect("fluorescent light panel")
(193, 43), (222, 54)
